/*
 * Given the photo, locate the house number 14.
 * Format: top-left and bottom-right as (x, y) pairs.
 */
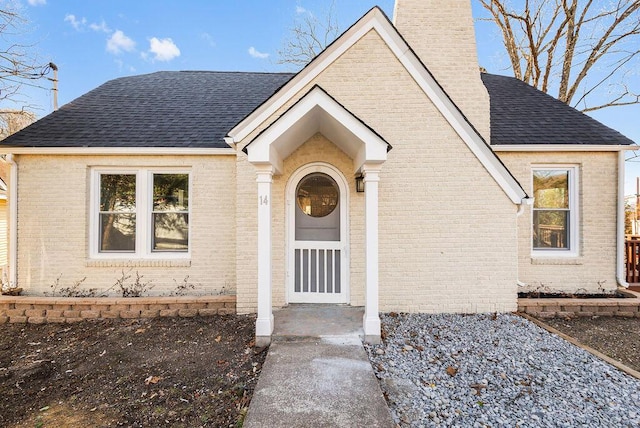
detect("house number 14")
(259, 195), (269, 206)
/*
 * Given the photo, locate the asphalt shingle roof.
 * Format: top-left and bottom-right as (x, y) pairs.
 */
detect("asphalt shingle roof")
(0, 70), (633, 148)
(481, 73), (634, 145)
(0, 71), (295, 148)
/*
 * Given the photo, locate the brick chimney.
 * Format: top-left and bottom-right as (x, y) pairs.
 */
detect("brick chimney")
(393, 0), (490, 140)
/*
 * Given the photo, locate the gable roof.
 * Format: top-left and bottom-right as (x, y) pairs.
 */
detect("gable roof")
(244, 85), (391, 174)
(0, 71), (294, 148)
(228, 7), (528, 205)
(482, 73), (634, 146)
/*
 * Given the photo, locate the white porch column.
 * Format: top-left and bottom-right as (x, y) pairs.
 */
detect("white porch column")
(362, 164), (382, 343)
(255, 165), (274, 346)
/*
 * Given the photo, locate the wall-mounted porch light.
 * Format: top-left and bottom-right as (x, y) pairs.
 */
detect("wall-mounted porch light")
(355, 175), (365, 193)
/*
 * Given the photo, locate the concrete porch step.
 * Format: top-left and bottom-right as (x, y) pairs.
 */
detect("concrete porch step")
(272, 304), (365, 340)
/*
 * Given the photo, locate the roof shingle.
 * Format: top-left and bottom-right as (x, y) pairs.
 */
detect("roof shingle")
(481, 73), (634, 145)
(0, 70), (633, 148)
(0, 71), (294, 148)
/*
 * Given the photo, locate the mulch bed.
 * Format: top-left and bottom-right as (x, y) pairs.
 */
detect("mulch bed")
(0, 315), (266, 427)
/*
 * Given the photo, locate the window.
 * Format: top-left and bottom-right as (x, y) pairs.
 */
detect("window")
(99, 174), (137, 252)
(296, 173), (339, 218)
(152, 173), (189, 251)
(92, 169), (190, 258)
(532, 166), (578, 256)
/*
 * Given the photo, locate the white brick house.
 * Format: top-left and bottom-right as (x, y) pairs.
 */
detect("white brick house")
(0, 0), (635, 343)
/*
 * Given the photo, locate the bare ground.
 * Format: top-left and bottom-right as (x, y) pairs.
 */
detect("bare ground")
(539, 316), (640, 373)
(0, 315), (266, 428)
(1, 314), (638, 427)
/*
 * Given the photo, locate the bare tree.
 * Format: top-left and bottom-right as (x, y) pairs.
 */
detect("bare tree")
(0, 2), (52, 104)
(277, 2), (340, 68)
(0, 109), (35, 139)
(478, 0), (640, 112)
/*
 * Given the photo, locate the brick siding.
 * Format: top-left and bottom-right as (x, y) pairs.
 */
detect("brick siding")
(14, 155), (236, 296)
(499, 152), (619, 294)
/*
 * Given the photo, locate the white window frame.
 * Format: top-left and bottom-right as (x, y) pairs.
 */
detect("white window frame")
(531, 165), (579, 258)
(90, 168), (191, 259)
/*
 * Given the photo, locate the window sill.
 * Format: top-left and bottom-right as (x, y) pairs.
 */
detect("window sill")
(530, 257), (583, 265)
(85, 259), (191, 268)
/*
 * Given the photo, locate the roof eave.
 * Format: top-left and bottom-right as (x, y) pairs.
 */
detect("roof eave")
(492, 144), (637, 152)
(0, 147), (237, 155)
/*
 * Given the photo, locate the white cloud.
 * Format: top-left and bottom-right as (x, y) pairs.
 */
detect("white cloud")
(28, 0), (46, 5)
(107, 30), (136, 55)
(147, 37), (181, 62)
(114, 59), (136, 73)
(248, 46), (269, 59)
(201, 32), (216, 48)
(89, 20), (111, 33)
(64, 14), (111, 33)
(296, 6), (307, 14)
(64, 14), (86, 31)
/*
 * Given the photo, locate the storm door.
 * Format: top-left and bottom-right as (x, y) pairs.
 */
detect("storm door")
(288, 166), (348, 303)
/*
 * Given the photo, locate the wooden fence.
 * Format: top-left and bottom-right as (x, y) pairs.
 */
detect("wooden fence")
(626, 237), (640, 284)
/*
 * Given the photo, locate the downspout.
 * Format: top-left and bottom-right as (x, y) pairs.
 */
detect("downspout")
(617, 150), (629, 288)
(516, 197), (533, 288)
(6, 154), (17, 289)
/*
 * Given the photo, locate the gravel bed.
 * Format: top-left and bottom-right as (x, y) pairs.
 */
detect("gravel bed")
(365, 313), (640, 427)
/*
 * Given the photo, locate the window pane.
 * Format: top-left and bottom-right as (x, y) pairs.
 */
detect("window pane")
(100, 213), (136, 251)
(153, 213), (189, 251)
(296, 173), (339, 218)
(100, 174), (136, 212)
(153, 174), (189, 211)
(533, 210), (568, 249)
(533, 170), (568, 209)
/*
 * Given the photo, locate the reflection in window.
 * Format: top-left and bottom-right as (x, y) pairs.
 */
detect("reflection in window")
(152, 174), (189, 251)
(533, 169), (570, 249)
(296, 173), (339, 218)
(99, 174), (137, 252)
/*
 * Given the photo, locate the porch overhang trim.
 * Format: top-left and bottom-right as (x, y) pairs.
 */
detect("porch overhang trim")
(245, 85), (390, 174)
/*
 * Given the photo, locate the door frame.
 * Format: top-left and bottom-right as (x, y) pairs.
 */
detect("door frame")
(285, 162), (350, 304)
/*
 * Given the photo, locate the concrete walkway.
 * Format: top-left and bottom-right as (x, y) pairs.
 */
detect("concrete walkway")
(243, 305), (394, 427)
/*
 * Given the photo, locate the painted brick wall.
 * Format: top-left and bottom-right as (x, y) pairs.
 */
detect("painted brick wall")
(236, 29), (519, 314)
(393, 0), (491, 141)
(498, 152), (618, 293)
(15, 154), (236, 296)
(235, 152), (259, 314)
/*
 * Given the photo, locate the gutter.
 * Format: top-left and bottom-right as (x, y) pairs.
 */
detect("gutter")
(617, 150), (629, 288)
(516, 197), (534, 288)
(6, 154), (17, 289)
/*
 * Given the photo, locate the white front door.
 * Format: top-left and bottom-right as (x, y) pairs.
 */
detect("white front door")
(287, 164), (349, 304)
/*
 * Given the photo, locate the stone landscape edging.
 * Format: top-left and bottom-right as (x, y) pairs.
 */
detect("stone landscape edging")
(0, 295), (236, 324)
(518, 289), (640, 318)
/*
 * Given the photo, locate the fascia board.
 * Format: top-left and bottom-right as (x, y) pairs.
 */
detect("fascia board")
(492, 144), (637, 152)
(248, 87), (388, 171)
(373, 23), (527, 204)
(247, 91), (323, 162)
(228, 8), (387, 143)
(228, 7), (526, 203)
(317, 94), (389, 155)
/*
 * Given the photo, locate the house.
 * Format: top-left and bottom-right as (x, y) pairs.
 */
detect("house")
(0, 0), (635, 344)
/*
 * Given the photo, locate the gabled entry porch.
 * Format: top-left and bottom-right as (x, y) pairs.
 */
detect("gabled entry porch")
(242, 85), (390, 345)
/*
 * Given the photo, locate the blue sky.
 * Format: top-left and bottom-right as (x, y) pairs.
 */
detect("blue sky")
(9, 0), (640, 193)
